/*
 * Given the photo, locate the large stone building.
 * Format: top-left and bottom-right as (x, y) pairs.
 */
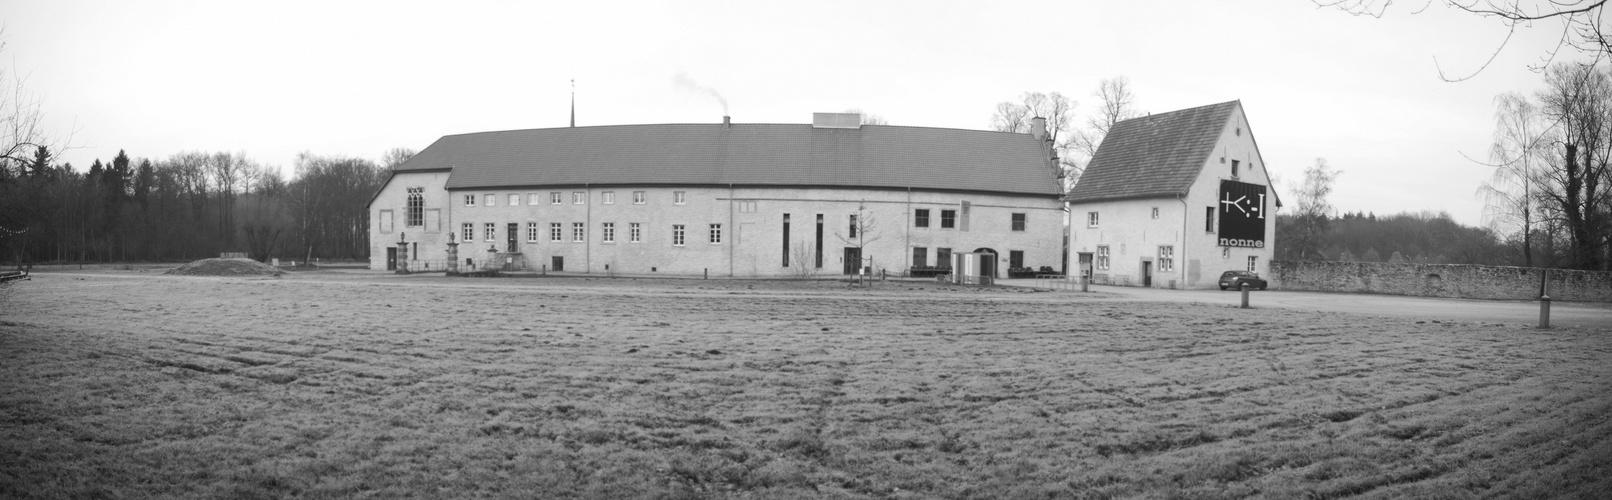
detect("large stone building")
(367, 113), (1065, 277)
(1065, 101), (1280, 289)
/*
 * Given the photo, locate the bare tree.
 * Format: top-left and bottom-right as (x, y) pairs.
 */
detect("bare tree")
(1286, 158), (1341, 260)
(835, 201), (881, 278)
(381, 147), (417, 170)
(1074, 77), (1142, 159)
(1534, 62), (1611, 269)
(991, 92), (1079, 187)
(1479, 92), (1551, 266)
(1318, 0), (1612, 80)
(788, 241), (820, 279)
(843, 109), (888, 126)
(0, 31), (57, 167)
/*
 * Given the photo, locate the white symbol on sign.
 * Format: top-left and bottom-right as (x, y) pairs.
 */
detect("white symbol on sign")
(1220, 192), (1267, 219)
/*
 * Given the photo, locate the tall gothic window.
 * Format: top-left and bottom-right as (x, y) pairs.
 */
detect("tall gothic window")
(406, 187), (424, 227)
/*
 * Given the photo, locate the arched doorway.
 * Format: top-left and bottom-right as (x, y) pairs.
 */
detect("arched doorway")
(972, 247), (999, 278)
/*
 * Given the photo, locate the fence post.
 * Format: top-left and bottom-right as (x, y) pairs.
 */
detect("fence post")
(1240, 283), (1251, 309)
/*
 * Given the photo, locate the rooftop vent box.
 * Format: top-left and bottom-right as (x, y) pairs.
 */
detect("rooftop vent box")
(812, 112), (862, 129)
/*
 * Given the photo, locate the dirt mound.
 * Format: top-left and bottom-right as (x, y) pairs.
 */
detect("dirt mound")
(165, 258), (284, 277)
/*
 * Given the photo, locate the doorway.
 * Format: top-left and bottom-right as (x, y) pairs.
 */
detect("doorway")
(1078, 252), (1093, 281)
(842, 247), (861, 275)
(506, 223), (519, 253)
(385, 247), (397, 271)
(551, 256), (564, 272)
(972, 248), (999, 277)
(1142, 261), (1153, 287)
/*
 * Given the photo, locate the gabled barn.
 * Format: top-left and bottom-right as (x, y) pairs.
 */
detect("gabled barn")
(368, 113), (1067, 277)
(1064, 101), (1280, 289)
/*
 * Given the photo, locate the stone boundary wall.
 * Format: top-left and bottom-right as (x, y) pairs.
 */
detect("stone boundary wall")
(1269, 261), (1612, 302)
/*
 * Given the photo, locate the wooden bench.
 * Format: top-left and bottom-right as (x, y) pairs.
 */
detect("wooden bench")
(0, 270), (29, 283)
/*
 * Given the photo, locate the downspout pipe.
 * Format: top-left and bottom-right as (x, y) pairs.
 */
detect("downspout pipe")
(1177, 193), (1190, 288)
(729, 183), (735, 277)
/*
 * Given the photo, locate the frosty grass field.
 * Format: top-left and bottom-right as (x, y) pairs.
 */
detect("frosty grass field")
(1, 268), (1608, 499)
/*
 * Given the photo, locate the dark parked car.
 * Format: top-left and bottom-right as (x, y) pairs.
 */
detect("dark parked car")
(1218, 270), (1267, 290)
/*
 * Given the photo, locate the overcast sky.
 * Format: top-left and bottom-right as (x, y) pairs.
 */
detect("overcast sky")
(3, 0), (1585, 225)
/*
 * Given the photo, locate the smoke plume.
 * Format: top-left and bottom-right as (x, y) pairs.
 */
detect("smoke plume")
(673, 72), (729, 115)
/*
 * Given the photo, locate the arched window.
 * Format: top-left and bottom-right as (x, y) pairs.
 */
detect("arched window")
(406, 187), (423, 227)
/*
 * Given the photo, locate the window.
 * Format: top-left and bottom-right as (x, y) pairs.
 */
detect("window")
(484, 223), (496, 242)
(1151, 207), (1160, 220)
(629, 222), (641, 243)
(940, 209), (956, 229)
(379, 210), (394, 233)
(1205, 207), (1215, 233)
(1159, 246), (1174, 272)
(572, 192), (585, 205)
(462, 223), (474, 242)
(602, 191), (615, 205)
(672, 224), (685, 246)
(527, 222), (539, 242)
(937, 247), (952, 268)
(529, 193), (542, 205)
(709, 223), (722, 244)
(572, 222), (584, 242)
(1087, 212), (1099, 228)
(849, 214), (858, 238)
(1247, 255), (1258, 273)
(1011, 213), (1026, 231)
(913, 247), (928, 267)
(1231, 160), (1240, 178)
(674, 191), (686, 204)
(815, 214), (824, 269)
(633, 191), (646, 204)
(484, 194), (495, 207)
(602, 222), (615, 243)
(738, 201), (757, 213)
(1009, 250), (1024, 269)
(550, 192), (562, 205)
(406, 187), (424, 227)
(550, 222), (562, 242)
(464, 194), (477, 207)
(914, 209), (930, 228)
(508, 194), (520, 206)
(1097, 245), (1110, 270)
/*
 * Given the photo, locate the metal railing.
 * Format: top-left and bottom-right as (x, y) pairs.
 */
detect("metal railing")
(401, 260), (452, 272)
(1035, 274), (1078, 291)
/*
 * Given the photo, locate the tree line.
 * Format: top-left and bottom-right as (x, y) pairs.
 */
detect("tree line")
(0, 147), (408, 265)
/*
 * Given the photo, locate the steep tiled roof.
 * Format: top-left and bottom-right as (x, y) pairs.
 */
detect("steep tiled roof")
(1065, 101), (1240, 203)
(393, 123), (1061, 197)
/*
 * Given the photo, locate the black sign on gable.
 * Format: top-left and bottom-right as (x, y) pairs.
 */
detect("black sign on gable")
(1218, 180), (1267, 248)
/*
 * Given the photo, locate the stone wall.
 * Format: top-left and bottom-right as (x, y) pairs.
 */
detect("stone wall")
(1269, 261), (1612, 302)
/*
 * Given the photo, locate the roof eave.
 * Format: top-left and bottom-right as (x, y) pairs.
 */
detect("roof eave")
(1063, 190), (1190, 204)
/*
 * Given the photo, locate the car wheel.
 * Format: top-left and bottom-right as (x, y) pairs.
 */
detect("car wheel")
(1259, 283), (1267, 291)
(1219, 285), (1228, 290)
